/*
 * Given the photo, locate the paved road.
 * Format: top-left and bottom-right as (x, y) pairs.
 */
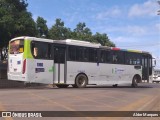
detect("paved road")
(0, 83), (159, 120)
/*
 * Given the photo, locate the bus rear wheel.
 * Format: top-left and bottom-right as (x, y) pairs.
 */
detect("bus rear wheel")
(75, 74), (87, 88)
(72, 84), (77, 88)
(56, 84), (69, 88)
(132, 76), (138, 88)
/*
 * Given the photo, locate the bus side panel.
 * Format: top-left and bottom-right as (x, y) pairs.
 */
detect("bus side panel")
(111, 64), (138, 85)
(27, 59), (53, 84)
(98, 64), (142, 85)
(26, 59), (34, 82)
(97, 63), (116, 85)
(66, 61), (99, 84)
(53, 63), (65, 84)
(66, 61), (142, 86)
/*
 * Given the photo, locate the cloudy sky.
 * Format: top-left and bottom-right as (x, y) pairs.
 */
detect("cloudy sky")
(27, 0), (160, 68)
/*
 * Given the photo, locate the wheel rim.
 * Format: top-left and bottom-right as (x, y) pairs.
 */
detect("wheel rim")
(134, 78), (137, 84)
(133, 77), (138, 87)
(78, 76), (85, 86)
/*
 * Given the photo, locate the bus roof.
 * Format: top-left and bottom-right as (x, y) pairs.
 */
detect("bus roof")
(11, 36), (54, 43)
(10, 36), (151, 54)
(100, 46), (151, 54)
(11, 37), (100, 48)
(54, 39), (101, 48)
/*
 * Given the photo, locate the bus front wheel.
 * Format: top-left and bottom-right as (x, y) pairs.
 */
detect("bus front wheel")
(75, 74), (88, 88)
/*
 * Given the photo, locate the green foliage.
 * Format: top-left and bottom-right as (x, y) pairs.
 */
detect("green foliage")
(72, 22), (92, 42)
(0, 0), (36, 60)
(0, 0), (36, 46)
(93, 32), (115, 47)
(48, 19), (115, 47)
(36, 16), (48, 37)
(0, 0), (115, 60)
(71, 22), (115, 47)
(48, 19), (71, 40)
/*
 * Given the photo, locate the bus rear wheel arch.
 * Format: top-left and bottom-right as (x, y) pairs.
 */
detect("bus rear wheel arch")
(132, 75), (141, 88)
(74, 73), (88, 88)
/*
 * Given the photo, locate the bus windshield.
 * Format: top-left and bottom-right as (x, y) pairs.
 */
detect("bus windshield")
(10, 40), (24, 54)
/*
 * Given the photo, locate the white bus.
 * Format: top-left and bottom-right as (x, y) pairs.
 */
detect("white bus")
(8, 36), (153, 88)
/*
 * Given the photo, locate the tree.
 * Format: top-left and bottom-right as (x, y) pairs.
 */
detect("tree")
(48, 19), (71, 40)
(93, 32), (115, 47)
(72, 22), (115, 46)
(36, 16), (48, 38)
(72, 22), (92, 42)
(0, 0), (36, 60)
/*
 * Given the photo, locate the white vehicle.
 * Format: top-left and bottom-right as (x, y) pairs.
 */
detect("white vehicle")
(8, 36), (153, 88)
(152, 69), (160, 83)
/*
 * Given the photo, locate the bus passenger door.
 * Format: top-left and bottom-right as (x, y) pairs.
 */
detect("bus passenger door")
(53, 45), (66, 84)
(142, 55), (149, 82)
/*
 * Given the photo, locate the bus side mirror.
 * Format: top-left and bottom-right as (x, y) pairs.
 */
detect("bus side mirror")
(152, 58), (156, 67)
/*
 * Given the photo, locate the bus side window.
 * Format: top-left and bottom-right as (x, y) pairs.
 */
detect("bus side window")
(49, 44), (54, 59)
(31, 41), (49, 59)
(83, 48), (89, 62)
(112, 51), (125, 64)
(100, 50), (105, 63)
(34, 47), (38, 57)
(112, 51), (117, 63)
(89, 49), (97, 62)
(31, 42), (37, 58)
(100, 50), (112, 63)
(113, 55), (118, 63)
(76, 47), (83, 61)
(106, 51), (111, 63)
(68, 46), (76, 61)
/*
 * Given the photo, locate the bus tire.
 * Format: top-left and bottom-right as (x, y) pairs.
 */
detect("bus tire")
(56, 84), (69, 88)
(72, 84), (77, 88)
(113, 84), (118, 87)
(75, 74), (88, 88)
(132, 76), (138, 88)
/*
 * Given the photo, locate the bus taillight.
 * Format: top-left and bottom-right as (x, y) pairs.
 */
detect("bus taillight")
(22, 59), (26, 74)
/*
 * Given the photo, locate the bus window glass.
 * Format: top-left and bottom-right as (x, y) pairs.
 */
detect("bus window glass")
(54, 46), (65, 63)
(145, 59), (148, 67)
(125, 52), (141, 65)
(100, 50), (112, 63)
(68, 46), (76, 61)
(31, 41), (48, 59)
(106, 51), (112, 63)
(149, 58), (152, 75)
(89, 49), (97, 62)
(113, 55), (118, 63)
(100, 50), (106, 63)
(76, 47), (83, 61)
(49, 44), (54, 59)
(10, 40), (24, 54)
(137, 58), (141, 65)
(83, 48), (89, 62)
(112, 51), (124, 64)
